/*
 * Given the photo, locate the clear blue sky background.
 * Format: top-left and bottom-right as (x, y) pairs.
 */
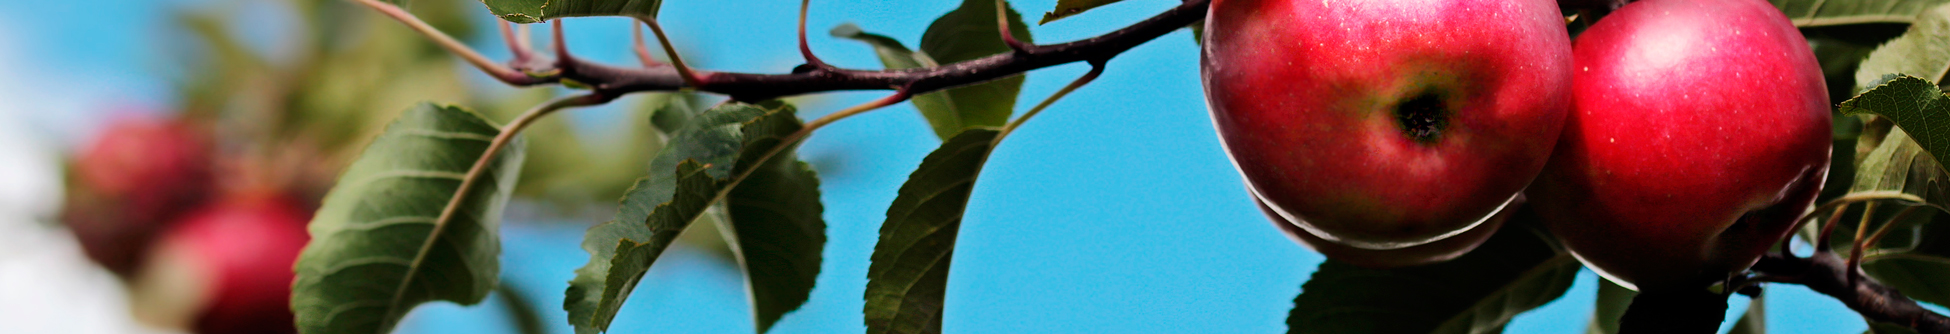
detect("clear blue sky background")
(4, 0), (1874, 333)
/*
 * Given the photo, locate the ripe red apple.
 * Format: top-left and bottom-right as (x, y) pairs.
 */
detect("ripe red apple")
(64, 116), (215, 275)
(1527, 0), (1831, 291)
(1202, 0), (1573, 250)
(1258, 193), (1515, 268)
(129, 193), (311, 334)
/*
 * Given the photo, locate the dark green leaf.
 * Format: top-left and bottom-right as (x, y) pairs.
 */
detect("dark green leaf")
(1039, 0), (1122, 24)
(1771, 0), (1950, 27)
(472, 0), (664, 24)
(723, 117), (826, 333)
(1289, 222), (1579, 334)
(1853, 5), (1950, 89)
(563, 101), (812, 334)
(1726, 294), (1765, 334)
(292, 102), (526, 334)
(865, 129), (1001, 334)
(908, 0), (1033, 140)
(1584, 278), (1636, 334)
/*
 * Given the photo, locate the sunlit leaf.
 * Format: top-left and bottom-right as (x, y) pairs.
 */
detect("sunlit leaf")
(292, 102), (526, 334)
(865, 129), (1001, 334)
(1851, 128), (1950, 211)
(1853, 5), (1950, 89)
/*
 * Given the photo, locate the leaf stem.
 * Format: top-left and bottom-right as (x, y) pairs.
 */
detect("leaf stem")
(996, 61), (1105, 141)
(639, 17), (706, 88)
(355, 0), (538, 85)
(1851, 205), (1925, 280)
(360, 0), (1212, 101)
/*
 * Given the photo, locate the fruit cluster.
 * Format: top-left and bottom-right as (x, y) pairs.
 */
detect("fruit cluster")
(1203, 0), (1831, 292)
(61, 114), (313, 334)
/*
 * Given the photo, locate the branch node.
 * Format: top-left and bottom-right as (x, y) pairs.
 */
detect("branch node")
(640, 17), (707, 88)
(996, 0), (1034, 53)
(798, 0), (833, 69)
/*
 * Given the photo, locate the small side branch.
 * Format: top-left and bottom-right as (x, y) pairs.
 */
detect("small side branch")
(1753, 252), (1950, 333)
(363, 0), (1211, 102)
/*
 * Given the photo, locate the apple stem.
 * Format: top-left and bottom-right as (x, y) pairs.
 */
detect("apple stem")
(1753, 251), (1950, 333)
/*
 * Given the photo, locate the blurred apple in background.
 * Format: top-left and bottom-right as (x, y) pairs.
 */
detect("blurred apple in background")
(63, 115), (214, 277)
(129, 192), (310, 334)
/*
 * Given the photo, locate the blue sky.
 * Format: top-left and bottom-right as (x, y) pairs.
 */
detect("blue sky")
(1, 0), (1871, 333)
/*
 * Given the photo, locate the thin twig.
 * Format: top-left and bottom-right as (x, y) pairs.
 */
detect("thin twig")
(1753, 252), (1950, 333)
(798, 0), (830, 69)
(1815, 202), (1852, 252)
(996, 61), (1106, 141)
(712, 91), (912, 203)
(996, 0), (1031, 52)
(356, 0), (538, 85)
(383, 93), (611, 328)
(362, 0), (1211, 102)
(1852, 206), (1925, 278)
(639, 17), (706, 88)
(632, 20), (661, 67)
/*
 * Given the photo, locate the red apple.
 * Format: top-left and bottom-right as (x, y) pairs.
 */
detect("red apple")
(1527, 0), (1830, 291)
(1202, 0), (1573, 250)
(130, 193), (311, 334)
(1258, 193), (1514, 268)
(64, 116), (214, 275)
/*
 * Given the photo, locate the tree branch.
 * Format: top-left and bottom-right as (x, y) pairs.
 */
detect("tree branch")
(1753, 251), (1950, 333)
(366, 0), (1210, 102)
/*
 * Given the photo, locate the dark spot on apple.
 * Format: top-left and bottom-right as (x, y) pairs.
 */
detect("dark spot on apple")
(1395, 91), (1449, 144)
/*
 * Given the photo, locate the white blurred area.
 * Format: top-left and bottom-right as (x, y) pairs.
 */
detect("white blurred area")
(0, 20), (186, 334)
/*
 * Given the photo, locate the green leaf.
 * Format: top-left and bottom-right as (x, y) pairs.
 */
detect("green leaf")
(563, 101), (816, 334)
(1853, 5), (1950, 90)
(1851, 128), (1950, 212)
(292, 102), (526, 334)
(1726, 294), (1766, 334)
(1841, 76), (1950, 171)
(1039, 0), (1122, 24)
(830, 23), (935, 70)
(864, 129), (1002, 334)
(1584, 278), (1636, 334)
(1771, 0), (1950, 27)
(473, 0), (664, 24)
(496, 283), (549, 334)
(910, 0), (1033, 140)
(1863, 253), (1950, 311)
(1289, 222), (1580, 334)
(722, 119), (826, 333)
